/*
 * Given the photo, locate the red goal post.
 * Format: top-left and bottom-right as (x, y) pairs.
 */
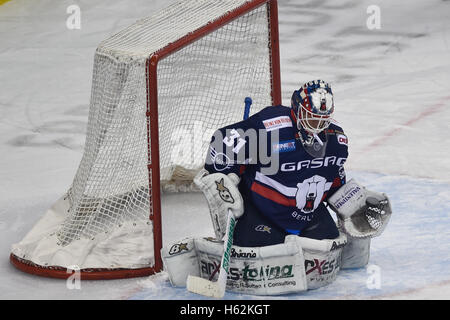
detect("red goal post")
(147, 0), (281, 277)
(10, 0), (281, 279)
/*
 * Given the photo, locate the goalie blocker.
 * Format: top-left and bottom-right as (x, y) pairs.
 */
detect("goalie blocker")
(161, 232), (347, 295)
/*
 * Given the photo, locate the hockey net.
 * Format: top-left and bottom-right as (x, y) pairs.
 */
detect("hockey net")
(10, 0), (281, 279)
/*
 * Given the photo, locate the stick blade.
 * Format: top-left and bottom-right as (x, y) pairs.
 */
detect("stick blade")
(186, 275), (225, 298)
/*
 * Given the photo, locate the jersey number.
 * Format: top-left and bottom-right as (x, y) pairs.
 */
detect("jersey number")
(223, 129), (246, 154)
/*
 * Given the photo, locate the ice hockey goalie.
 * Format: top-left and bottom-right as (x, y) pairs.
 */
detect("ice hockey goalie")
(162, 80), (392, 295)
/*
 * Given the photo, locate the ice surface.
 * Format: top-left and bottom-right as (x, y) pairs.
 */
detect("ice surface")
(0, 0), (449, 299)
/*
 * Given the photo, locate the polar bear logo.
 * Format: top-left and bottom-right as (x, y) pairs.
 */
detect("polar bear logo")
(295, 175), (332, 213)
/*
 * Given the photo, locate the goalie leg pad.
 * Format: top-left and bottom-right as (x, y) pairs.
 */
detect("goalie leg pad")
(340, 235), (371, 269)
(195, 236), (308, 295)
(297, 232), (348, 289)
(161, 238), (199, 287)
(162, 233), (349, 293)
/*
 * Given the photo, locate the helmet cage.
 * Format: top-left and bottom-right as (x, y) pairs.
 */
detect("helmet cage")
(299, 106), (332, 134)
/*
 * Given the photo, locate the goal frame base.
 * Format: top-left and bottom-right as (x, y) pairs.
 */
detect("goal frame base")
(10, 254), (157, 280)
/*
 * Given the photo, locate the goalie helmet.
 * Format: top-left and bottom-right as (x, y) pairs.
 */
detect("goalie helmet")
(291, 80), (335, 134)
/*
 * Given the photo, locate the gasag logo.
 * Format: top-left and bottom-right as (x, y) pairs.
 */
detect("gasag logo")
(280, 156), (347, 172)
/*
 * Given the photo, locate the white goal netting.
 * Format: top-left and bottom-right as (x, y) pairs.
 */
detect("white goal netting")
(11, 0), (276, 276)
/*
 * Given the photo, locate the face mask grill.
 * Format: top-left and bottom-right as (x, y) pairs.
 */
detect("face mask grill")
(298, 106), (332, 134)
(297, 87), (334, 134)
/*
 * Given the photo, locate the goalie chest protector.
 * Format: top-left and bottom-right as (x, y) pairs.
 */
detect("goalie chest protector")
(205, 105), (348, 235)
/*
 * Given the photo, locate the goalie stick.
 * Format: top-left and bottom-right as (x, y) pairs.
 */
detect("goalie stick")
(186, 97), (251, 298)
(186, 209), (236, 298)
(243, 96), (252, 120)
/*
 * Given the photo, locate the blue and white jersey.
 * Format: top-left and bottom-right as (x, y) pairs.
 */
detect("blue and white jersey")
(204, 105), (348, 235)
